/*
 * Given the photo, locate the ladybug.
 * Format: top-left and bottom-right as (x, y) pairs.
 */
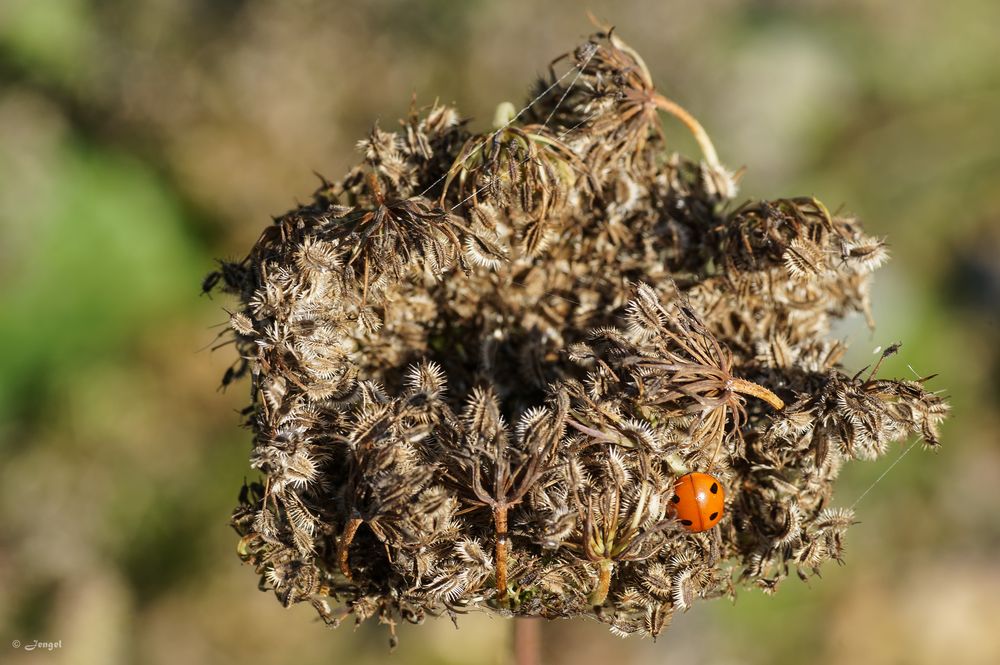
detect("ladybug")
(671, 472), (725, 532)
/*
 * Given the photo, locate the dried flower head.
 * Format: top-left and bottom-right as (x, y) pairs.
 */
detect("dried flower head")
(209, 28), (949, 645)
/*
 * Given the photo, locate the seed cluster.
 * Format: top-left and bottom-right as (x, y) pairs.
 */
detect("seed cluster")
(210, 30), (949, 643)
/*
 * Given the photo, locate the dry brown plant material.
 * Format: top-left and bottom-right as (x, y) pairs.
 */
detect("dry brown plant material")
(211, 29), (948, 645)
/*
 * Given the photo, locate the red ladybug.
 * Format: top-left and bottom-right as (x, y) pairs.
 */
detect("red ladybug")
(671, 472), (725, 532)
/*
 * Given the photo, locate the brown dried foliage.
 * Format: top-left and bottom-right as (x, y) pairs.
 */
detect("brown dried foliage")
(210, 31), (948, 644)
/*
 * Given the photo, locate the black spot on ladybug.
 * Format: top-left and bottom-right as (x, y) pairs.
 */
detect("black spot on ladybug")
(710, 483), (718, 494)
(680, 519), (693, 526)
(709, 511), (718, 521)
(671, 495), (681, 504)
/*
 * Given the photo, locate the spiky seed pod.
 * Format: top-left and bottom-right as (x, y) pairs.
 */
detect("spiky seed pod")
(214, 29), (949, 646)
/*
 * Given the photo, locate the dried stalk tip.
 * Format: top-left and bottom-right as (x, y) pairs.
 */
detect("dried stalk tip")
(213, 30), (949, 642)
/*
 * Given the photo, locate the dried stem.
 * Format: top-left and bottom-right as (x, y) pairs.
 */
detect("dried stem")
(728, 377), (785, 411)
(589, 560), (614, 607)
(494, 506), (510, 604)
(513, 617), (542, 665)
(337, 517), (362, 579)
(652, 92), (720, 170)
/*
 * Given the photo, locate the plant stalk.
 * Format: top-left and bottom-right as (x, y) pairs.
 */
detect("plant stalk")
(728, 377), (785, 411)
(652, 93), (721, 170)
(495, 506), (509, 604)
(588, 560), (614, 607)
(337, 517), (363, 579)
(513, 617), (541, 665)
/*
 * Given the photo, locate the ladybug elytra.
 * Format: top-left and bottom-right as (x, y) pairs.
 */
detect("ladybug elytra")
(671, 472), (725, 532)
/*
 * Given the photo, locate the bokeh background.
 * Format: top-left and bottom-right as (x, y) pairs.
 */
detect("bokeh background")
(1, 1), (999, 663)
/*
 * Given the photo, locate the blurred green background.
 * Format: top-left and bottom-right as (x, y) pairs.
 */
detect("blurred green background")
(1, 1), (998, 663)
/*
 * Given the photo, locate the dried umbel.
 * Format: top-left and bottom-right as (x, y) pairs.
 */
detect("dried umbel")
(210, 29), (949, 644)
